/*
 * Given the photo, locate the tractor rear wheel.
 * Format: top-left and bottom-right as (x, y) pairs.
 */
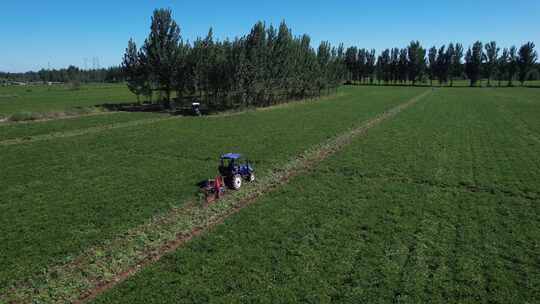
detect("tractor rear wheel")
(231, 174), (242, 190)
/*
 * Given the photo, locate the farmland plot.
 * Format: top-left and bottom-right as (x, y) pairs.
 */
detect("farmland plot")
(0, 86), (426, 290)
(0, 83), (136, 116)
(0, 112), (164, 142)
(93, 88), (540, 304)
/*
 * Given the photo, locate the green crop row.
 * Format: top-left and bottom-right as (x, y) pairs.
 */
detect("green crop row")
(93, 87), (540, 304)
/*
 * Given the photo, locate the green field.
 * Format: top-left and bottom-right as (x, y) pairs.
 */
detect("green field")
(0, 85), (428, 290)
(0, 112), (164, 141)
(1, 81), (539, 119)
(91, 88), (540, 303)
(0, 83), (135, 116)
(1, 84), (539, 303)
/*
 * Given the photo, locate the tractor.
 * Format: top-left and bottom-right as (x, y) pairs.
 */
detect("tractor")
(218, 153), (255, 190)
(191, 102), (202, 116)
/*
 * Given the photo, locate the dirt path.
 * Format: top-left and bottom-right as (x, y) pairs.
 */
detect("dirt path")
(1, 90), (431, 304)
(0, 116), (175, 146)
(0, 110), (117, 125)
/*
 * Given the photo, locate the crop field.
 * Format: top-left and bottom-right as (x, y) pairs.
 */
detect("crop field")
(0, 83), (135, 117)
(3, 1), (540, 302)
(0, 112), (165, 142)
(1, 81), (538, 119)
(89, 87), (540, 303)
(1, 85), (539, 303)
(0, 86), (428, 292)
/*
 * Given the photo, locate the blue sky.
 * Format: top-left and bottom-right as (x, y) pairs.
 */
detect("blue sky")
(1, 0), (539, 72)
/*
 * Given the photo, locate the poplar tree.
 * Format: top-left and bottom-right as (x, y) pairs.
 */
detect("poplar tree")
(264, 25), (277, 103)
(450, 43), (463, 86)
(497, 48), (509, 87)
(141, 8), (181, 101)
(484, 41), (500, 86)
(407, 41), (426, 85)
(136, 47), (153, 101)
(381, 49), (392, 83)
(517, 42), (538, 86)
(507, 46), (518, 86)
(445, 44), (455, 85)
(317, 41), (332, 95)
(436, 45), (451, 85)
(122, 39), (147, 102)
(344, 47), (358, 83)
(390, 48), (400, 83)
(428, 46), (437, 86)
(465, 41), (483, 87)
(375, 56), (384, 85)
(173, 39), (194, 100)
(357, 49), (367, 83)
(273, 22), (293, 96)
(398, 49), (408, 83)
(366, 49), (377, 84)
(246, 22), (268, 103)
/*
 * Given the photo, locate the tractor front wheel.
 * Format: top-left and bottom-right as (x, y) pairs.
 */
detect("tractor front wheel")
(231, 174), (242, 190)
(248, 173), (255, 182)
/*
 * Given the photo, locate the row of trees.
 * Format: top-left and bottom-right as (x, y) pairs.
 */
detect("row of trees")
(464, 41), (537, 86)
(124, 9), (537, 109)
(0, 66), (124, 84)
(344, 41), (538, 87)
(122, 9), (346, 108)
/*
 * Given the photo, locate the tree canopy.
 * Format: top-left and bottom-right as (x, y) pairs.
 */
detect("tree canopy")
(122, 11), (346, 109)
(105, 9), (532, 106)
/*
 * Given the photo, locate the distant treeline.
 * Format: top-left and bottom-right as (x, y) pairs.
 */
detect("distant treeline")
(123, 9), (538, 110)
(2, 7), (538, 105)
(122, 9), (345, 108)
(0, 66), (124, 84)
(346, 41), (539, 87)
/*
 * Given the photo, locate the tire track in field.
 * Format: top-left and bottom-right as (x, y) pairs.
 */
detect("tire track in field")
(2, 90), (432, 304)
(353, 173), (540, 201)
(0, 93), (346, 146)
(0, 110), (118, 126)
(0, 116), (175, 146)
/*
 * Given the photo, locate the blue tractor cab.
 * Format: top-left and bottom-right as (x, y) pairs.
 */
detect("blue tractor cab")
(219, 153), (255, 190)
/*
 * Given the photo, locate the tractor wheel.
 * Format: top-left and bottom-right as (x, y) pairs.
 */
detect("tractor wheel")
(231, 174), (242, 190)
